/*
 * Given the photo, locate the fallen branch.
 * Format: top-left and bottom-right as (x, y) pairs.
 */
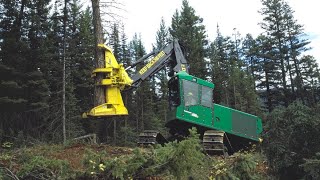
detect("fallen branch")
(73, 134), (97, 144)
(0, 166), (19, 180)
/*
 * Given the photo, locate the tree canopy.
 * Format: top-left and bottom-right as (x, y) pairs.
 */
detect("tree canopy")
(0, 0), (319, 179)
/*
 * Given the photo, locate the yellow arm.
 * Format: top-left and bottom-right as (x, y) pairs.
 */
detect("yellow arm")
(82, 44), (133, 118)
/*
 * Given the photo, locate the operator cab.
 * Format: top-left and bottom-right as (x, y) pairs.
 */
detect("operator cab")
(168, 71), (215, 111)
(166, 71), (215, 135)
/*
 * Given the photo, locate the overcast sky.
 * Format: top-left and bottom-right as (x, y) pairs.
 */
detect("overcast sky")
(94, 0), (320, 64)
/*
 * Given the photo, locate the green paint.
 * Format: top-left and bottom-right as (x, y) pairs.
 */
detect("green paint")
(168, 72), (263, 142)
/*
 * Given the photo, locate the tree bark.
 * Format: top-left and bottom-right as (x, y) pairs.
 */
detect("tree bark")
(264, 60), (272, 112)
(62, 0), (67, 144)
(91, 0), (105, 106)
(16, 0), (26, 41)
(113, 118), (116, 145)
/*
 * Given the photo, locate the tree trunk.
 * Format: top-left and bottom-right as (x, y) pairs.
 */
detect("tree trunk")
(16, 0), (26, 41)
(264, 58), (272, 112)
(91, 0), (105, 106)
(62, 0), (67, 144)
(278, 39), (288, 107)
(124, 93), (128, 144)
(113, 118), (116, 145)
(289, 37), (304, 103)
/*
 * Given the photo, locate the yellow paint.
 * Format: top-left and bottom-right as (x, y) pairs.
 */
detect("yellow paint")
(181, 64), (186, 71)
(139, 51), (165, 75)
(83, 44), (133, 117)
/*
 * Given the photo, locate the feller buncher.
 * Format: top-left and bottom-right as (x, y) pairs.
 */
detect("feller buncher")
(83, 40), (263, 155)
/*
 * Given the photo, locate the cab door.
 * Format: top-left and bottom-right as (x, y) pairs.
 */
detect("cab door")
(181, 79), (202, 123)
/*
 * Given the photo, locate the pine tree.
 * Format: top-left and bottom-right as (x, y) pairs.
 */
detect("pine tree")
(264, 102), (320, 178)
(0, 0), (52, 141)
(129, 34), (145, 131)
(242, 34), (261, 83)
(109, 23), (121, 60)
(208, 25), (230, 105)
(119, 25), (135, 145)
(64, 0), (88, 139)
(260, 0), (289, 106)
(154, 18), (170, 135)
(73, 7), (94, 116)
(39, 0), (67, 141)
(0, 0), (28, 120)
(259, 0), (313, 106)
(254, 34), (281, 112)
(107, 22), (130, 144)
(208, 25), (261, 114)
(169, 0), (208, 79)
(299, 55), (320, 105)
(128, 34), (161, 135)
(119, 24), (131, 67)
(155, 17), (170, 49)
(283, 3), (310, 102)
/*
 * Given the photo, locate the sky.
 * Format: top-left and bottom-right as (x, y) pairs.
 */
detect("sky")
(93, 0), (320, 64)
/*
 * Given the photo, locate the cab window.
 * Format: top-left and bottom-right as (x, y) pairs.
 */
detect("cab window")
(183, 80), (198, 106)
(201, 86), (213, 108)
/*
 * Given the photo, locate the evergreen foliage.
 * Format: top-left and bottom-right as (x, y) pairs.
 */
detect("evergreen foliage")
(153, 18), (170, 136)
(0, 0), (93, 143)
(258, 0), (315, 107)
(170, 0), (208, 79)
(18, 155), (72, 179)
(301, 152), (320, 180)
(210, 151), (266, 180)
(0, 0), (319, 178)
(82, 127), (210, 180)
(263, 101), (320, 178)
(208, 26), (261, 114)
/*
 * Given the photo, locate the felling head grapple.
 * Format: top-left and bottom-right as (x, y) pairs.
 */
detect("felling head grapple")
(82, 44), (133, 118)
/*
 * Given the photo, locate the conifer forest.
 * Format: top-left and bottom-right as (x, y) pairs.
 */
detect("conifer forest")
(0, 0), (320, 179)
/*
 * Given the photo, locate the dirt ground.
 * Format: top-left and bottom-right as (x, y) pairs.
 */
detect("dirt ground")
(48, 143), (134, 170)
(0, 143), (135, 174)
